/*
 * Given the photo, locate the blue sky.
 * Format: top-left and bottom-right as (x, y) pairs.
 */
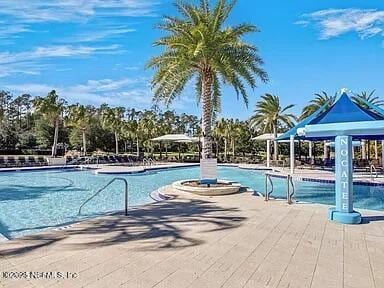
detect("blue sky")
(0, 0), (383, 119)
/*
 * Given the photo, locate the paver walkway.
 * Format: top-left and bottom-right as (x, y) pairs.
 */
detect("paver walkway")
(0, 187), (383, 288)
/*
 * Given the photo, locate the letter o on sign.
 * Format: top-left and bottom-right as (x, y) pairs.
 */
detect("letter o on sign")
(341, 149), (348, 156)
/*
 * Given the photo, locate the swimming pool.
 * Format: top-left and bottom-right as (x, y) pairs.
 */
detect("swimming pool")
(0, 166), (384, 239)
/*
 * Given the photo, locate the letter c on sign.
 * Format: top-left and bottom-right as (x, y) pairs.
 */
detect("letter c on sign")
(341, 160), (348, 166)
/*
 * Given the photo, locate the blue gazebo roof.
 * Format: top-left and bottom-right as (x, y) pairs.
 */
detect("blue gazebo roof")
(277, 92), (384, 141)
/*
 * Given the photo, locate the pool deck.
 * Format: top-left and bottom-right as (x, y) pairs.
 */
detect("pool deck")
(1, 185), (384, 288)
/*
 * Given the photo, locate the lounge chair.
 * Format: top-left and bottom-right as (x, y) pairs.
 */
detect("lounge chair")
(108, 155), (117, 163)
(7, 156), (18, 167)
(27, 156), (38, 166)
(18, 156), (27, 166)
(0, 156), (7, 167)
(37, 156), (48, 166)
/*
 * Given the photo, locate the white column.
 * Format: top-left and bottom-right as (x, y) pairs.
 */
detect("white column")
(375, 140), (378, 160)
(381, 140), (384, 168)
(308, 141), (313, 158)
(266, 139), (271, 168)
(323, 140), (327, 160)
(352, 145), (355, 159)
(361, 140), (366, 160)
(290, 135), (295, 174)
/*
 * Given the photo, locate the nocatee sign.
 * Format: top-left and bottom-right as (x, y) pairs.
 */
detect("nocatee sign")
(336, 136), (353, 213)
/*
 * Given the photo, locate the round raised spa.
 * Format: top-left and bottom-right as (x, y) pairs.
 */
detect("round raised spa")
(172, 179), (241, 196)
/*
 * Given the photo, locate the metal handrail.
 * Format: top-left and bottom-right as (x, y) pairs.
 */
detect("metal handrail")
(78, 177), (128, 216)
(148, 158), (157, 166)
(264, 173), (274, 201)
(370, 164), (378, 180)
(142, 157), (156, 167)
(287, 175), (295, 204)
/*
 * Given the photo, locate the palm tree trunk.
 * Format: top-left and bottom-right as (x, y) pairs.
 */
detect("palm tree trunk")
(201, 70), (213, 159)
(82, 130), (87, 156)
(232, 138), (235, 156)
(224, 138), (227, 161)
(114, 131), (119, 155)
(136, 137), (140, 156)
(51, 118), (59, 157)
(273, 124), (278, 161)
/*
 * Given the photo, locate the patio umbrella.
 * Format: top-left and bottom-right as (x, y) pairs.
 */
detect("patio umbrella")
(151, 134), (198, 160)
(252, 133), (282, 168)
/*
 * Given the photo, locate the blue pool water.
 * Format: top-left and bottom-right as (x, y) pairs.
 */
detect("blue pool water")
(0, 166), (383, 239)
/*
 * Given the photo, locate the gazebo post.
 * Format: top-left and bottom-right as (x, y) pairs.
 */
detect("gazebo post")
(352, 145), (355, 160)
(178, 143), (181, 161)
(266, 139), (271, 168)
(361, 140), (366, 160)
(308, 141), (312, 159)
(290, 135), (295, 174)
(382, 140), (384, 168)
(323, 141), (328, 161)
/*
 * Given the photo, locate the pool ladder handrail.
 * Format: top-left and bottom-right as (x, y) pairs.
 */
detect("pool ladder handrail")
(148, 158), (157, 166)
(370, 164), (378, 180)
(287, 174), (295, 204)
(78, 177), (128, 216)
(143, 157), (156, 168)
(264, 173), (274, 201)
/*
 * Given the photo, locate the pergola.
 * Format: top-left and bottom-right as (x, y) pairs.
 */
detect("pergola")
(278, 91), (384, 224)
(150, 134), (199, 159)
(251, 133), (282, 168)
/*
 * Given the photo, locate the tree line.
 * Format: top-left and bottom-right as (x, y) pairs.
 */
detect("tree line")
(1, 88), (379, 158)
(0, 90), (202, 156)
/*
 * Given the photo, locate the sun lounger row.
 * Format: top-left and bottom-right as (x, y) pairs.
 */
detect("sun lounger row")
(0, 156), (48, 168)
(65, 155), (143, 165)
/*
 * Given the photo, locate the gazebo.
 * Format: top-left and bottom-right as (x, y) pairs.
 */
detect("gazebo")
(150, 134), (199, 159)
(251, 133), (282, 168)
(278, 91), (384, 224)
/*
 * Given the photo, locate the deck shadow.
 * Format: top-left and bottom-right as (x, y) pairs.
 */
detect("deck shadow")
(361, 215), (384, 224)
(0, 194), (246, 256)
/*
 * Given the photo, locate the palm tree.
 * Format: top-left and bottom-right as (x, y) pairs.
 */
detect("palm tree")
(139, 111), (157, 155)
(250, 93), (296, 161)
(300, 91), (336, 120)
(229, 119), (243, 156)
(352, 90), (383, 160)
(214, 118), (230, 161)
(352, 90), (383, 108)
(66, 104), (94, 156)
(33, 90), (66, 157)
(146, 0), (267, 162)
(101, 106), (125, 154)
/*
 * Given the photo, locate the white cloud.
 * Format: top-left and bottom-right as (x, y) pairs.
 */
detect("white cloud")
(297, 8), (384, 40)
(0, 0), (158, 23)
(0, 24), (32, 39)
(67, 26), (136, 43)
(4, 77), (153, 107)
(0, 45), (122, 77)
(4, 77), (198, 111)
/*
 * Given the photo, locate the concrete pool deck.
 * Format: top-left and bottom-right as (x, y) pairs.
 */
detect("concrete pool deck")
(1, 185), (384, 288)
